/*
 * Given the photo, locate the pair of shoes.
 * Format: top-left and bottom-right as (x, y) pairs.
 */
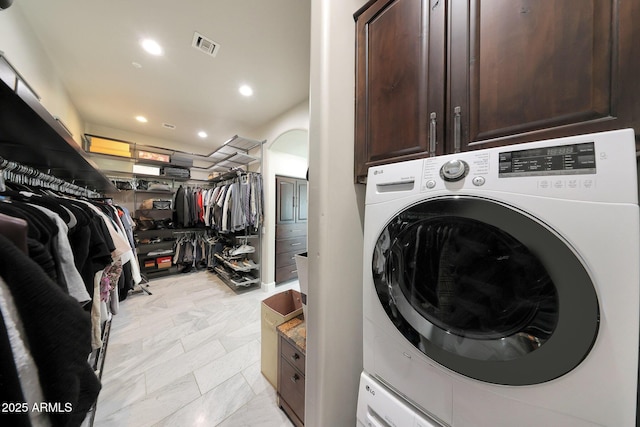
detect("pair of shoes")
(242, 259), (258, 268)
(229, 244), (255, 256)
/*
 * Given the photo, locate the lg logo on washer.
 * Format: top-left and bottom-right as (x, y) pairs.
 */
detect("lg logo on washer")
(365, 385), (375, 396)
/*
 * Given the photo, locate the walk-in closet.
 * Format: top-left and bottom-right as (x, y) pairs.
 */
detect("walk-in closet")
(1, 1), (310, 426)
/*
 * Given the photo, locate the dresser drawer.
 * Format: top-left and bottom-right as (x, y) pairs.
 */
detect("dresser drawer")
(277, 319), (306, 426)
(276, 223), (307, 239)
(276, 236), (307, 254)
(276, 264), (299, 284)
(279, 357), (305, 422)
(276, 248), (305, 268)
(280, 335), (305, 375)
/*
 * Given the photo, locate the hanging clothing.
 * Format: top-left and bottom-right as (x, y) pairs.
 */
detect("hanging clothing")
(28, 204), (91, 304)
(0, 233), (101, 426)
(0, 277), (50, 427)
(174, 185), (186, 228)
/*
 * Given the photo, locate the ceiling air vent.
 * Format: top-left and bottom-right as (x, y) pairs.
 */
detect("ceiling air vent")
(192, 31), (220, 58)
(162, 123), (176, 130)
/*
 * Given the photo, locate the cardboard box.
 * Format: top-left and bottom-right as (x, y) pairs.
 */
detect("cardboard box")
(261, 289), (303, 387)
(144, 259), (156, 269)
(156, 256), (172, 269)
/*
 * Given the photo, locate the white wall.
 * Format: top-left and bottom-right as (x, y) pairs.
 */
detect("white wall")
(0, 5), (84, 146)
(252, 99), (310, 146)
(306, 0), (367, 426)
(262, 150), (308, 288)
(250, 100), (310, 288)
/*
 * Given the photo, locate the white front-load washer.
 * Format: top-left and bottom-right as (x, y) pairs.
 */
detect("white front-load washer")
(362, 128), (639, 426)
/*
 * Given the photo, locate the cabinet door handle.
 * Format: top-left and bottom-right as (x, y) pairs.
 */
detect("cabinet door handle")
(429, 112), (437, 157)
(291, 242), (302, 246)
(291, 373), (300, 383)
(291, 353), (300, 361)
(453, 106), (462, 153)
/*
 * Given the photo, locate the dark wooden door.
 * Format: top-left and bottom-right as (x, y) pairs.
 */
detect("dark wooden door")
(354, 0), (445, 182)
(276, 176), (308, 224)
(296, 180), (308, 223)
(451, 0), (640, 152)
(275, 176), (308, 284)
(276, 176), (296, 225)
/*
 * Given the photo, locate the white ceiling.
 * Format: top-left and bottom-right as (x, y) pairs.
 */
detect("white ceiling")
(16, 0), (311, 153)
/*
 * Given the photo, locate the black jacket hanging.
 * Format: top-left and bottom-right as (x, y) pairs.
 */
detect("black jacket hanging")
(0, 233), (101, 427)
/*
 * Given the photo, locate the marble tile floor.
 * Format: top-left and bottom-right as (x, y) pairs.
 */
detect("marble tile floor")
(93, 271), (298, 427)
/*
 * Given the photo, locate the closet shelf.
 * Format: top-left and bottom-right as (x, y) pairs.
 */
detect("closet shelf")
(0, 54), (116, 193)
(132, 189), (174, 194)
(204, 135), (264, 179)
(214, 253), (260, 272)
(230, 276), (260, 287)
(213, 266), (260, 288)
(107, 171), (191, 183)
(210, 152), (259, 172)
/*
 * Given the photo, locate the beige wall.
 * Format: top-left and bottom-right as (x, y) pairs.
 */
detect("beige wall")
(306, 0), (368, 425)
(0, 4), (84, 146)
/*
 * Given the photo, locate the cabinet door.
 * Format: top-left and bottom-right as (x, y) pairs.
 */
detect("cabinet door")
(276, 177), (296, 225)
(354, 0), (445, 182)
(451, 0), (640, 152)
(296, 179), (308, 223)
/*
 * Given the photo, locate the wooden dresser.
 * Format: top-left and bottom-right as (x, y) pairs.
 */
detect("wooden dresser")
(277, 316), (306, 426)
(275, 223), (307, 283)
(275, 175), (307, 284)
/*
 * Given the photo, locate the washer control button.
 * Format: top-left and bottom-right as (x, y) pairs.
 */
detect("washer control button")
(425, 180), (437, 189)
(440, 159), (469, 182)
(472, 176), (485, 186)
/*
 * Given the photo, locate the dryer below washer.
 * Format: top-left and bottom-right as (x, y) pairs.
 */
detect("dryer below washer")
(357, 371), (444, 427)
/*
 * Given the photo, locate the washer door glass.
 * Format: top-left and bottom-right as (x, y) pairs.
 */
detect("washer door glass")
(372, 196), (599, 385)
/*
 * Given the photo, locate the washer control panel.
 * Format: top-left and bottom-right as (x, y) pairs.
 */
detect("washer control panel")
(439, 159), (469, 182)
(422, 151), (490, 192)
(499, 142), (596, 177)
(369, 129), (635, 205)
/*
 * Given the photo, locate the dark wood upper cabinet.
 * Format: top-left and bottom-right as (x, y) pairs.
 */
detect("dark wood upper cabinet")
(276, 176), (308, 225)
(355, 0), (441, 181)
(277, 177), (297, 224)
(459, 0), (638, 150)
(296, 180), (308, 223)
(354, 0), (640, 182)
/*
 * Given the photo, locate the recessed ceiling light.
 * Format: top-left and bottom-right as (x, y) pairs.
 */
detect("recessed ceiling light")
(141, 38), (163, 56)
(136, 116), (148, 123)
(239, 85), (253, 97)
(198, 131), (208, 138)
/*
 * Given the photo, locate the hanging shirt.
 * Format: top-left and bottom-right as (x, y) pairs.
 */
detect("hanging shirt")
(28, 204), (91, 304)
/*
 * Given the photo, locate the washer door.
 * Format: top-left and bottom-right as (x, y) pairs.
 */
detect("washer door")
(372, 196), (599, 385)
